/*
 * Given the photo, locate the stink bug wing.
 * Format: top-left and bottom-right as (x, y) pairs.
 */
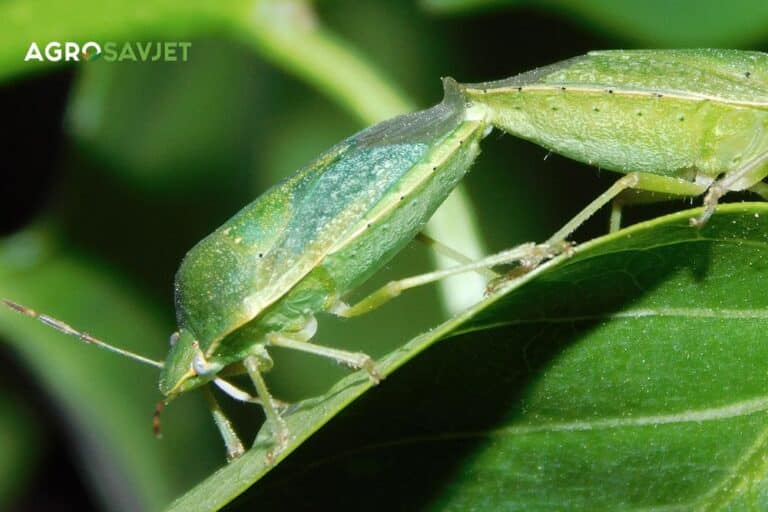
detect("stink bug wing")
(568, 50), (768, 107)
(174, 81), (467, 351)
(243, 80), (468, 319)
(173, 145), (348, 348)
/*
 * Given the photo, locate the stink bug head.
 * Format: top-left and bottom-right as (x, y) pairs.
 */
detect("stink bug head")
(159, 329), (207, 398)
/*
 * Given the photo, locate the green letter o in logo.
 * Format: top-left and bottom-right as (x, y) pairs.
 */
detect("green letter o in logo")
(81, 41), (102, 61)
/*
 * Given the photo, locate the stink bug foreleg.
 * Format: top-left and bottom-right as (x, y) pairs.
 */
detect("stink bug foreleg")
(203, 386), (246, 462)
(213, 378), (270, 405)
(243, 352), (289, 451)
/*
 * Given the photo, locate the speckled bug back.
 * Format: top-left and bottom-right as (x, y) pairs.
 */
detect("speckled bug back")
(173, 79), (468, 353)
(463, 49), (768, 181)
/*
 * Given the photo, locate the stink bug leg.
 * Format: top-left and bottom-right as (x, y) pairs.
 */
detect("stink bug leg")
(331, 241), (565, 318)
(243, 350), (289, 452)
(203, 386), (246, 461)
(544, 173), (707, 244)
(690, 151), (768, 226)
(267, 332), (381, 382)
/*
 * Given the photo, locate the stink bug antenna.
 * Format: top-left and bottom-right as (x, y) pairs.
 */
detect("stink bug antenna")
(153, 400), (165, 438)
(1, 299), (164, 369)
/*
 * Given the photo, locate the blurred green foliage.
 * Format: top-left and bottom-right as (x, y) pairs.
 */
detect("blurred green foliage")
(0, 395), (39, 508)
(423, 0), (768, 47)
(2, 0), (768, 510)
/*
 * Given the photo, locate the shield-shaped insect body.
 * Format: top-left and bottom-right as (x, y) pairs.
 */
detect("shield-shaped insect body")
(146, 77), (492, 457)
(3, 76), (497, 462)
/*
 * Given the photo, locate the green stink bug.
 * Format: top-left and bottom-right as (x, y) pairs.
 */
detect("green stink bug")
(2, 77), (527, 461)
(461, 49), (768, 237)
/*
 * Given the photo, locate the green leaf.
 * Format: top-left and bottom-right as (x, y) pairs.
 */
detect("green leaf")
(422, 0), (768, 47)
(168, 202), (768, 510)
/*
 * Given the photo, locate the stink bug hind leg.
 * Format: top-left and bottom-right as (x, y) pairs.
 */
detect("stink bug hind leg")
(331, 241), (567, 317)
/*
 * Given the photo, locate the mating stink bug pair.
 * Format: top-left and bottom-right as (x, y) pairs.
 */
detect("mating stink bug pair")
(4, 49), (768, 461)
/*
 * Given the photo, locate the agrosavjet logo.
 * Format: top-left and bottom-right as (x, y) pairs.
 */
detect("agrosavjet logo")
(24, 41), (192, 62)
